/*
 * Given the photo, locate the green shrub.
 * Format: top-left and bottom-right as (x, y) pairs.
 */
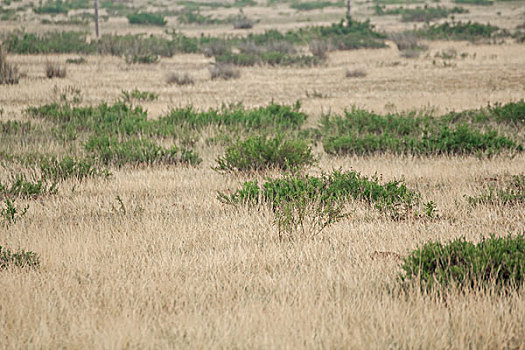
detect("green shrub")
(1, 120), (31, 134)
(0, 198), (28, 225)
(3, 31), (92, 54)
(159, 102), (307, 131)
(0, 174), (58, 199)
(454, 0), (493, 5)
(219, 170), (422, 219)
(466, 175), (525, 206)
(443, 100), (525, 126)
(85, 136), (201, 167)
(124, 54), (159, 64)
(27, 102), (151, 136)
(120, 89), (158, 103)
(33, 0), (69, 14)
(399, 235), (525, 292)
(37, 156), (110, 182)
(214, 136), (315, 172)
(417, 21), (505, 41)
(127, 12), (167, 26)
(0, 245), (40, 270)
(320, 106), (522, 156)
(290, 0), (344, 11)
(375, 5), (467, 22)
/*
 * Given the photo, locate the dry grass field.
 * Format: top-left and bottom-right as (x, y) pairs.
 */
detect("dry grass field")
(1, 0), (525, 348)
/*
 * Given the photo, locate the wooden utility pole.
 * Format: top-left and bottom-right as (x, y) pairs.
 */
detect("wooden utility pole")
(346, 0), (351, 22)
(94, 0), (99, 38)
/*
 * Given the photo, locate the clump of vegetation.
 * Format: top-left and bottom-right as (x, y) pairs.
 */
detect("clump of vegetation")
(232, 10), (254, 29)
(176, 10), (222, 25)
(220, 170), (423, 220)
(160, 102), (307, 131)
(375, 5), (467, 22)
(166, 72), (195, 86)
(0, 198), (28, 226)
(127, 12), (167, 26)
(321, 106), (523, 156)
(399, 235), (524, 292)
(454, 0), (493, 6)
(85, 136), (201, 167)
(0, 244), (40, 270)
(214, 136), (315, 172)
(290, 0), (344, 11)
(124, 54), (159, 64)
(309, 39), (329, 60)
(45, 61), (66, 78)
(209, 63), (240, 80)
(466, 175), (525, 206)
(66, 57), (87, 64)
(121, 89), (158, 103)
(417, 21), (506, 41)
(0, 175), (58, 199)
(0, 46), (19, 84)
(37, 156), (110, 182)
(345, 68), (367, 78)
(389, 32), (427, 58)
(33, 0), (69, 15)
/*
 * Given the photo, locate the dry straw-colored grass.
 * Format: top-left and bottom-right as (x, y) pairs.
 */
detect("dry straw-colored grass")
(1, 1), (525, 348)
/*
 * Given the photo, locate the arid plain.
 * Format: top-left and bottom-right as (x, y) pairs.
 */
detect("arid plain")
(1, 0), (525, 348)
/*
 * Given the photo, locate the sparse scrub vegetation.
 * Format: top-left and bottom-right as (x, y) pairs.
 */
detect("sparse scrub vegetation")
(209, 63), (240, 79)
(0, 46), (19, 84)
(166, 72), (195, 86)
(416, 21), (507, 41)
(400, 235), (524, 292)
(0, 198), (28, 226)
(466, 174), (525, 206)
(345, 68), (367, 78)
(0, 244), (40, 269)
(375, 5), (468, 22)
(45, 61), (66, 78)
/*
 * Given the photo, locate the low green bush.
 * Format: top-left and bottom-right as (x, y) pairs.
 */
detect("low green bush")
(0, 198), (28, 225)
(417, 21), (506, 41)
(375, 5), (467, 22)
(85, 136), (201, 167)
(454, 0), (493, 5)
(290, 0), (344, 11)
(219, 170), (422, 219)
(0, 244), (40, 270)
(214, 136), (315, 172)
(320, 106), (523, 156)
(33, 0), (69, 14)
(37, 156), (110, 182)
(323, 126), (520, 156)
(1, 120), (31, 134)
(159, 102), (307, 131)
(127, 12), (167, 26)
(399, 235), (524, 292)
(0, 174), (58, 199)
